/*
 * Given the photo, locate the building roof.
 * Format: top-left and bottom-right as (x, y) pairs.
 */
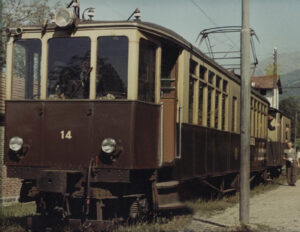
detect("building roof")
(251, 75), (282, 93)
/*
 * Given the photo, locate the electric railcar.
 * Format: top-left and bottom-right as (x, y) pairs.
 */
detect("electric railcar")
(4, 5), (290, 231)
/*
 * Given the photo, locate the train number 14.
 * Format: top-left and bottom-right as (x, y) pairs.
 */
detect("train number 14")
(60, 130), (72, 139)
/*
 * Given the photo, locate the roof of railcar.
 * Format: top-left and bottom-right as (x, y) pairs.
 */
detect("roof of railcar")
(13, 20), (268, 103)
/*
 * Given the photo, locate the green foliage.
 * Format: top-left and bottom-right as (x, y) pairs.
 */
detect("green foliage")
(264, 63), (281, 76)
(0, 202), (36, 232)
(4, 0), (63, 28)
(2, 202), (36, 217)
(1, 0), (66, 68)
(116, 215), (191, 232)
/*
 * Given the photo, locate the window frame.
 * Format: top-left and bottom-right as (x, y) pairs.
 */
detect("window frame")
(47, 36), (92, 100)
(96, 35), (129, 100)
(11, 38), (42, 100)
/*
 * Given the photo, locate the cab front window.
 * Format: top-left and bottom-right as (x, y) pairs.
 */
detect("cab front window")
(96, 36), (128, 99)
(47, 37), (91, 99)
(12, 39), (41, 100)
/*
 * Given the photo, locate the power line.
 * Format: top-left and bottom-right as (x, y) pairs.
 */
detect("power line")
(101, 0), (126, 19)
(282, 86), (300, 89)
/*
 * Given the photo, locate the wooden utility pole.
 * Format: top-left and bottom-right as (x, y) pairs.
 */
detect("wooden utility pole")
(0, 0), (3, 217)
(240, 0), (251, 225)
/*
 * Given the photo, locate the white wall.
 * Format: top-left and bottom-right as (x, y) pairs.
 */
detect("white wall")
(266, 88), (279, 109)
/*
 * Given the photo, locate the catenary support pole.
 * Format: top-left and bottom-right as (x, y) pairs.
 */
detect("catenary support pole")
(0, 0), (3, 217)
(240, 0), (251, 225)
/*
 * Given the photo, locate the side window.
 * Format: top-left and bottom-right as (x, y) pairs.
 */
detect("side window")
(12, 39), (41, 99)
(138, 39), (156, 102)
(251, 99), (254, 136)
(232, 96), (237, 132)
(188, 60), (197, 123)
(160, 44), (179, 98)
(97, 36), (128, 99)
(198, 81), (206, 125)
(222, 94), (227, 130)
(207, 86), (212, 127)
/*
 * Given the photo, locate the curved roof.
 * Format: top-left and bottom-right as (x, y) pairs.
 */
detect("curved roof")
(12, 19), (268, 102)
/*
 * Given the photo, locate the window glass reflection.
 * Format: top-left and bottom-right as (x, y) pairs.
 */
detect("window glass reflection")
(97, 36), (128, 99)
(138, 39), (156, 102)
(12, 39), (41, 100)
(48, 37), (91, 99)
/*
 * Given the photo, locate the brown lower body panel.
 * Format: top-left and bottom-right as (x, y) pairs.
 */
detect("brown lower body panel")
(172, 123), (271, 180)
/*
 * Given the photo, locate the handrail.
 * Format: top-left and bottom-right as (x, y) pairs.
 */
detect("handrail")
(159, 102), (164, 166)
(176, 106), (182, 159)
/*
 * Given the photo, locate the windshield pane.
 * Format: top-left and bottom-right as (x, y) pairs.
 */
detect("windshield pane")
(97, 36), (128, 99)
(12, 39), (41, 100)
(48, 37), (91, 99)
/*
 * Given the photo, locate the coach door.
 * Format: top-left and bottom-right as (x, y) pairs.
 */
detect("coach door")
(160, 45), (180, 163)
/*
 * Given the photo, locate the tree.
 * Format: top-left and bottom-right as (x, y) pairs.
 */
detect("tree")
(264, 63), (281, 76)
(1, 0), (65, 68)
(4, 0), (63, 28)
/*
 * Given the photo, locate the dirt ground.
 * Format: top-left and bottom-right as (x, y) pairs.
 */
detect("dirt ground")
(186, 180), (300, 232)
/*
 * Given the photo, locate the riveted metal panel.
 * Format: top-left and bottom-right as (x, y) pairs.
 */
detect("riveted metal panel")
(43, 102), (92, 169)
(215, 131), (230, 173)
(173, 124), (195, 179)
(5, 101), (43, 167)
(194, 126), (207, 176)
(267, 141), (284, 167)
(92, 101), (135, 169)
(229, 133), (240, 172)
(206, 129), (216, 175)
(251, 138), (267, 171)
(134, 102), (161, 169)
(5, 101), (160, 170)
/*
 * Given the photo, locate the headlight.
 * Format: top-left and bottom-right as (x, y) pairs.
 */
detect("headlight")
(101, 138), (116, 154)
(55, 8), (75, 28)
(9, 136), (24, 152)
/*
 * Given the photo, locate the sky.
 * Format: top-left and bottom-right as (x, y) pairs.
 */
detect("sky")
(68, 0), (300, 63)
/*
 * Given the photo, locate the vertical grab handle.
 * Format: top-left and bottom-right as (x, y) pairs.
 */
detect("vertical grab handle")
(176, 106), (182, 159)
(159, 102), (164, 166)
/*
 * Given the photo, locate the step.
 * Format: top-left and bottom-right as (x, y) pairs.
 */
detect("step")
(156, 181), (179, 189)
(158, 202), (187, 210)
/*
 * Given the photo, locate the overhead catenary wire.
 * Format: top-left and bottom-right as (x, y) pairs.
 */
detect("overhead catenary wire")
(101, 0), (126, 19)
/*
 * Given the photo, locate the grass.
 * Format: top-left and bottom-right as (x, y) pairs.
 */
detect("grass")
(1, 168), (299, 232)
(185, 173), (286, 218)
(0, 202), (36, 232)
(116, 215), (192, 232)
(2, 201), (36, 217)
(118, 169), (300, 232)
(213, 223), (281, 232)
